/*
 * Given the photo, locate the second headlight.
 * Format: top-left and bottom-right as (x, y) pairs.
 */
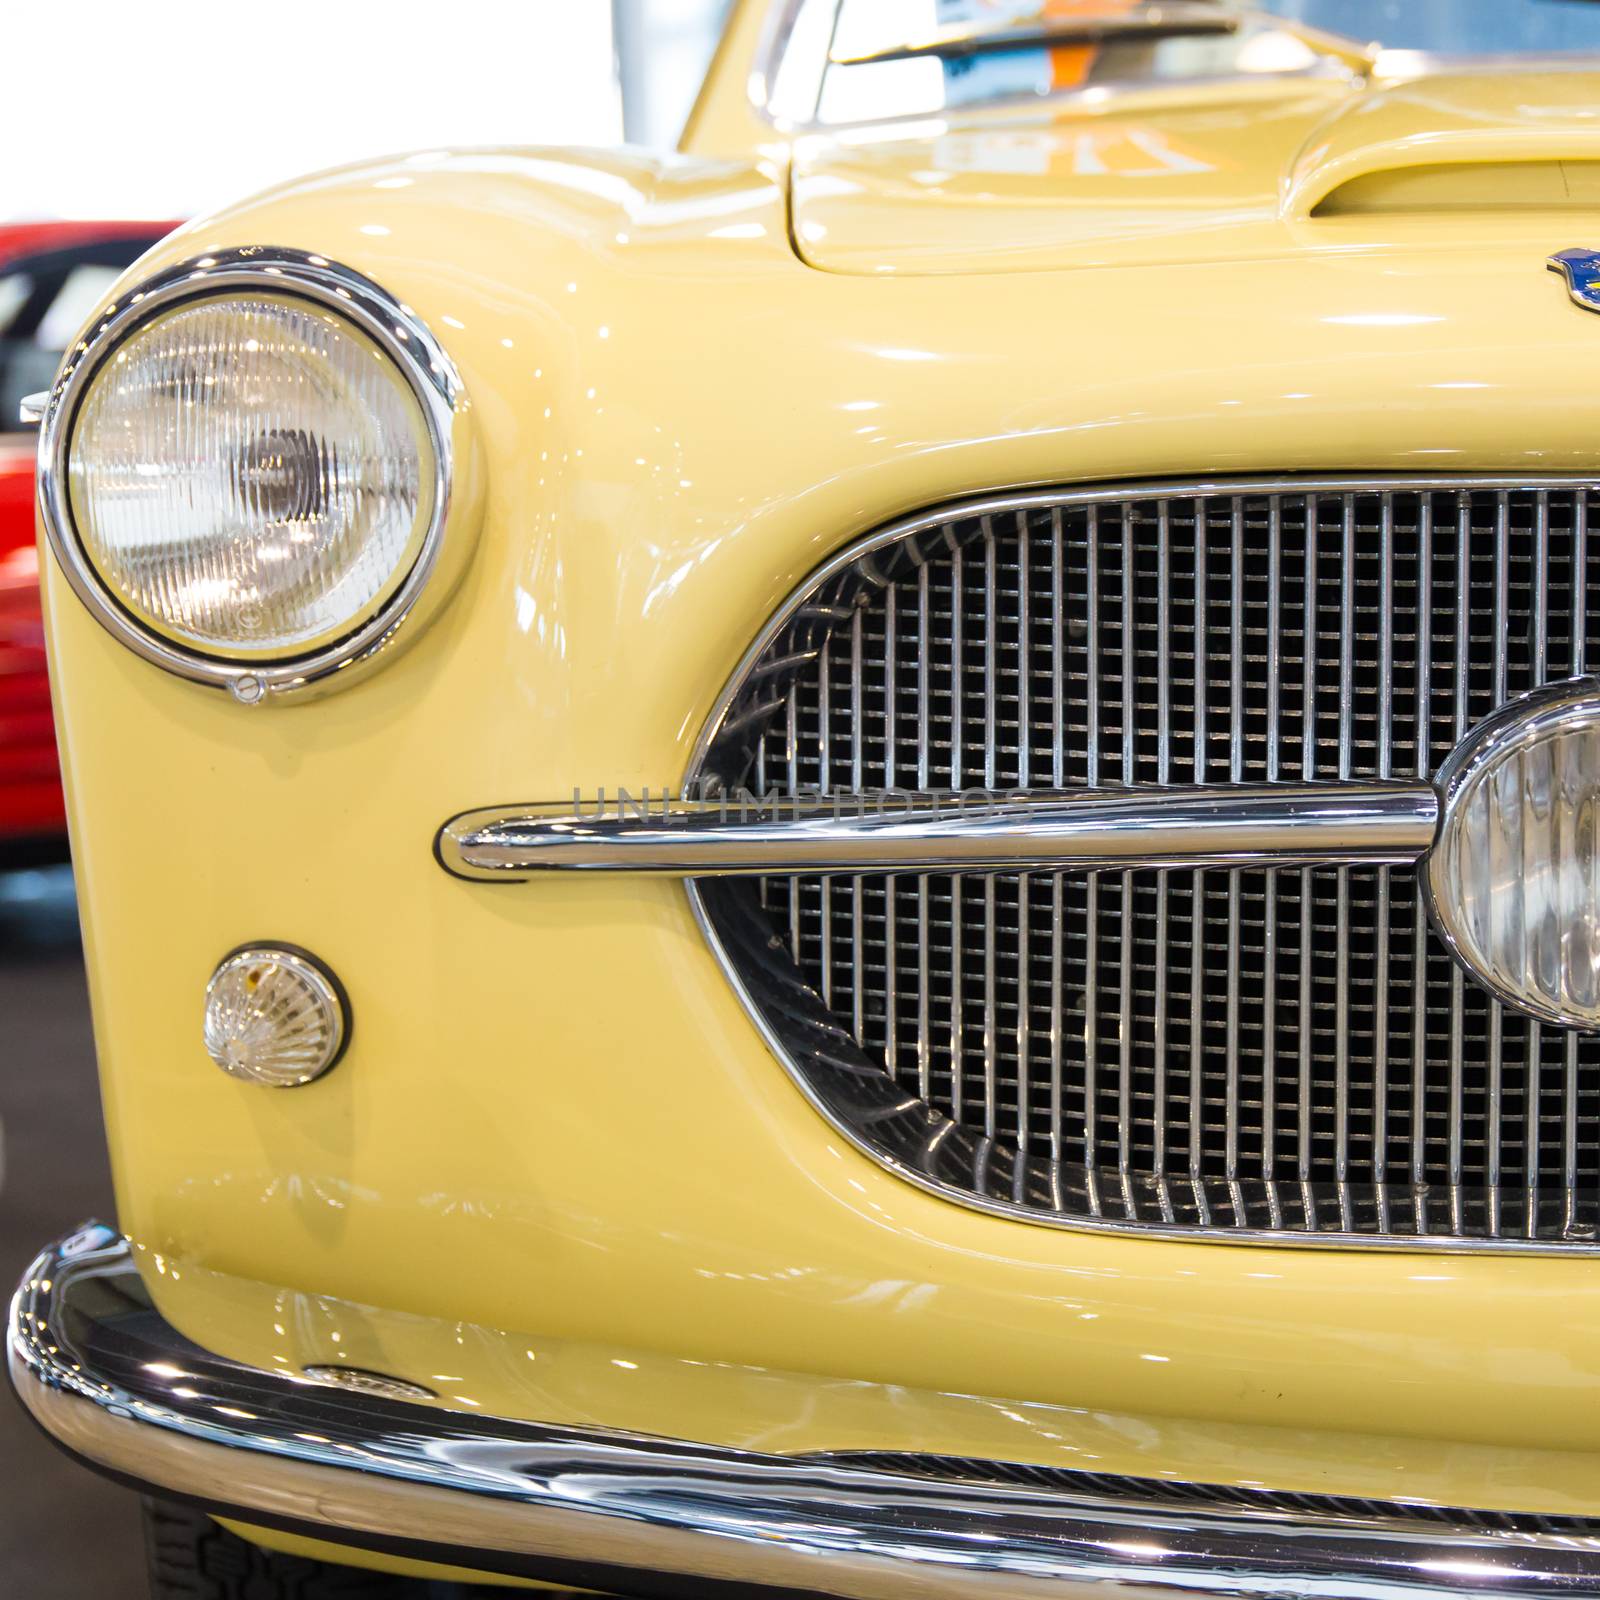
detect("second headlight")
(1428, 678), (1600, 1030)
(39, 249), (467, 698)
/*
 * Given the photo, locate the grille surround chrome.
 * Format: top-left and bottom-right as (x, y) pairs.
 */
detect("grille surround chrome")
(688, 476), (1600, 1253)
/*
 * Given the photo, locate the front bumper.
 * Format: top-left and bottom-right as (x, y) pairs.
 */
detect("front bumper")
(10, 1226), (1600, 1598)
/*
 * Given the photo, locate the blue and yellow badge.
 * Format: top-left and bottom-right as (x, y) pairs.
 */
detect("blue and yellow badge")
(1549, 248), (1600, 313)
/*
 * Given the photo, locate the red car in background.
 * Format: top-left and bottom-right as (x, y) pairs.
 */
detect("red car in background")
(0, 222), (175, 859)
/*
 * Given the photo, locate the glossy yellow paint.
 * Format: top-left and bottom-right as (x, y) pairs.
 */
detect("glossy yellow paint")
(143, 1243), (1600, 1517)
(681, 0), (784, 160)
(38, 41), (1600, 1560)
(788, 70), (1600, 275)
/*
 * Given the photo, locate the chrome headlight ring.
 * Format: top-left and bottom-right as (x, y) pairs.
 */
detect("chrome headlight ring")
(36, 246), (475, 702)
(1425, 674), (1600, 1032)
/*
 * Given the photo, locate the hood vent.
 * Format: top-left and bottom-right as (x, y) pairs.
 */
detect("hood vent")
(1312, 158), (1600, 216)
(1287, 71), (1600, 219)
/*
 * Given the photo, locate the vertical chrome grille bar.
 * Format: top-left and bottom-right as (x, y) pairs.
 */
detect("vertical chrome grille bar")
(914, 556), (931, 1104)
(1412, 494), (1433, 1192)
(1158, 502), (1172, 785)
(1577, 493), (1589, 677)
(1335, 499), (1354, 1189)
(1566, 1028), (1580, 1235)
(1298, 495), (1317, 1186)
(1374, 493), (1394, 1197)
(1077, 507), (1094, 1177)
(950, 875), (965, 1124)
(1061, 506), (1073, 790)
(1190, 872), (1205, 1185)
(849, 611), (865, 1048)
(1230, 498), (1244, 782)
(983, 517), (997, 791)
(1493, 490), (1510, 708)
(885, 881), (899, 1082)
(883, 584), (896, 791)
(1123, 507), (1136, 787)
(1263, 497), (1282, 1190)
(1487, 491), (1510, 1222)
(1119, 885), (1133, 1175)
(755, 723), (770, 911)
(1449, 492), (1471, 1195)
(980, 521), (998, 1139)
(950, 535), (964, 790)
(1194, 495), (1208, 783)
(1377, 493), (1394, 776)
(1567, 494), (1587, 1225)
(787, 683), (802, 962)
(1119, 506), (1134, 1175)
(1017, 511), (1031, 789)
(883, 587), (898, 1078)
(1190, 502), (1208, 1194)
(1155, 502), (1172, 1175)
(917, 561), (930, 792)
(1155, 870), (1169, 1169)
(850, 606), (864, 793)
(1016, 513), (1032, 1154)
(1225, 498), (1243, 1187)
(1018, 874), (1031, 1155)
(819, 633), (833, 1008)
(983, 876), (997, 1139)
(917, 877), (931, 1102)
(1302, 495), (1317, 757)
(819, 633), (832, 795)
(1534, 491), (1550, 687)
(1075, 873), (1089, 1172)
(1530, 491), (1550, 1231)
(850, 876), (864, 1044)
(1338, 498), (1355, 781)
(1266, 498), (1281, 784)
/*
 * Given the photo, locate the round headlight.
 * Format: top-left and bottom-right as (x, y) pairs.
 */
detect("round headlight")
(39, 249), (468, 698)
(1427, 679), (1600, 1029)
(70, 295), (431, 659)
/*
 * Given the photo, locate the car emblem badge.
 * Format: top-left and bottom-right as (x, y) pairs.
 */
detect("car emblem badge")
(1549, 248), (1600, 312)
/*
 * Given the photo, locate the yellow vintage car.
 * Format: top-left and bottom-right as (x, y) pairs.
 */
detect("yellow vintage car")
(16, 0), (1600, 1594)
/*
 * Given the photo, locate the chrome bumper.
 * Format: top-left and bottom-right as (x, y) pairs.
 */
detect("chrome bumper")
(9, 1226), (1600, 1598)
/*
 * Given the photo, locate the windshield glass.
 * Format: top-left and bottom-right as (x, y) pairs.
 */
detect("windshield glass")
(1259, 0), (1600, 53)
(767, 1), (1600, 128)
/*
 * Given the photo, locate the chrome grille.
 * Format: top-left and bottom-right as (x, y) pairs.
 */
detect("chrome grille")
(695, 481), (1600, 1246)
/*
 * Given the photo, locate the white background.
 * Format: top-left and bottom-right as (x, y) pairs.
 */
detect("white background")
(4, 1), (623, 222)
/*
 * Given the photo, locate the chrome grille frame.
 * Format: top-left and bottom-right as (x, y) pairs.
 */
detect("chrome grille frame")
(688, 476), (1600, 1253)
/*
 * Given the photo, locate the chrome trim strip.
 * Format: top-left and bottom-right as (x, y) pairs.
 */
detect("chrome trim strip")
(34, 247), (473, 701)
(437, 782), (1439, 882)
(14, 1226), (1600, 1596)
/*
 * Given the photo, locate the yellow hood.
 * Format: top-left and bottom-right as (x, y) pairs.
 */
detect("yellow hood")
(789, 69), (1600, 275)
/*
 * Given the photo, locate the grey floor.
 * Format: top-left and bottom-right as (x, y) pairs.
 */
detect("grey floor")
(0, 865), (146, 1598)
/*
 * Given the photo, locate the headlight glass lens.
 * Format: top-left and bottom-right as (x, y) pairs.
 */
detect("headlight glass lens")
(67, 294), (434, 659)
(1430, 708), (1600, 1028)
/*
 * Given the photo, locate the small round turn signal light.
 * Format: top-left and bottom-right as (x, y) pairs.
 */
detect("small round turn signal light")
(202, 944), (350, 1087)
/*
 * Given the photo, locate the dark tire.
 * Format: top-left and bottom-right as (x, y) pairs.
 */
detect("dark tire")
(141, 1496), (462, 1598)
